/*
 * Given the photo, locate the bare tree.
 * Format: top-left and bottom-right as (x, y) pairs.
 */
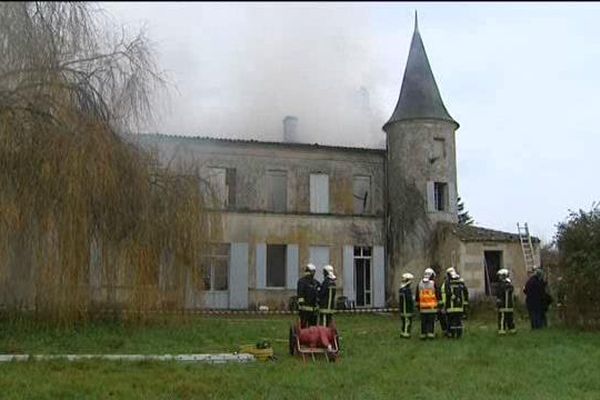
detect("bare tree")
(0, 2), (219, 325)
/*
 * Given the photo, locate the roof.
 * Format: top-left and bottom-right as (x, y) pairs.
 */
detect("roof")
(442, 223), (541, 243)
(384, 14), (457, 129)
(130, 133), (386, 156)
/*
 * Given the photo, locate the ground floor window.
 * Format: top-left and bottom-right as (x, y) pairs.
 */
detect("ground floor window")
(201, 243), (230, 291)
(267, 244), (287, 287)
(354, 246), (372, 307)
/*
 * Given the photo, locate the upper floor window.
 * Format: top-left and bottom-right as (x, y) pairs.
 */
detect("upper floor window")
(353, 175), (371, 214)
(205, 167), (236, 209)
(267, 170), (287, 213)
(433, 137), (447, 160)
(434, 182), (448, 212)
(310, 173), (329, 213)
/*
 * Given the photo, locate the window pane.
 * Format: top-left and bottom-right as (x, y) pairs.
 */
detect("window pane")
(353, 176), (371, 214)
(267, 244), (286, 287)
(213, 259), (229, 290)
(354, 246), (361, 257)
(363, 246), (371, 257)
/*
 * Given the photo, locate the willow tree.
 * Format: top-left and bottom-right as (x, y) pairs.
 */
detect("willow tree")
(0, 2), (219, 325)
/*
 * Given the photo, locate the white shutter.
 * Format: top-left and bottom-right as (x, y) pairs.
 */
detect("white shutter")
(448, 182), (457, 214)
(286, 244), (299, 289)
(310, 174), (329, 213)
(256, 243), (266, 289)
(343, 245), (355, 302)
(229, 243), (248, 309)
(373, 246), (385, 308)
(427, 181), (436, 212)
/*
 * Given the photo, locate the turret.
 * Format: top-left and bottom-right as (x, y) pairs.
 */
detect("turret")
(384, 13), (460, 298)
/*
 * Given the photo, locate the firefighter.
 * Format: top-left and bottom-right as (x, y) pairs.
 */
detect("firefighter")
(318, 265), (337, 327)
(415, 268), (439, 339)
(297, 263), (320, 328)
(438, 267), (455, 336)
(441, 270), (469, 338)
(496, 268), (516, 335)
(398, 272), (415, 338)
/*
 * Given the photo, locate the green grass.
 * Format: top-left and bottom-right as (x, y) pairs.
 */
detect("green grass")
(1, 314), (599, 399)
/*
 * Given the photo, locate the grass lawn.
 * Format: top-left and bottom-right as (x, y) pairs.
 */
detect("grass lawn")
(0, 313), (599, 399)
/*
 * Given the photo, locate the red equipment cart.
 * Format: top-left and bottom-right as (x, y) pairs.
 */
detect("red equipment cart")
(288, 320), (340, 362)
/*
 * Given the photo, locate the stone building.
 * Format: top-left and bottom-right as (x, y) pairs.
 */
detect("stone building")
(135, 18), (540, 310)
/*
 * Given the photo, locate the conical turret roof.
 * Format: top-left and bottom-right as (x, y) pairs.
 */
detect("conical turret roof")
(384, 14), (457, 129)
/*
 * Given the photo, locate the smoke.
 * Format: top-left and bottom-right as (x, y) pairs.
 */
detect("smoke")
(103, 3), (393, 148)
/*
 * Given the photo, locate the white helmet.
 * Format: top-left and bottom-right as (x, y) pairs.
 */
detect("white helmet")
(401, 272), (414, 282)
(424, 268), (435, 280)
(446, 267), (456, 275)
(450, 271), (460, 279)
(305, 263), (316, 273)
(323, 265), (336, 279)
(497, 268), (509, 277)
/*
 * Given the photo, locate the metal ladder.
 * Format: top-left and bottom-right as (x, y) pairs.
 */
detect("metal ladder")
(517, 223), (537, 272)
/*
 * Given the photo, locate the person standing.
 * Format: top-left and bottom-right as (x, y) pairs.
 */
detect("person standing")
(524, 267), (551, 330)
(438, 267), (455, 337)
(318, 265), (337, 327)
(495, 268), (516, 335)
(415, 268), (439, 340)
(398, 273), (415, 339)
(297, 263), (320, 328)
(441, 270), (469, 339)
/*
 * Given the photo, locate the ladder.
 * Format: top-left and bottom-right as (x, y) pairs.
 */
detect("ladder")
(517, 223), (537, 273)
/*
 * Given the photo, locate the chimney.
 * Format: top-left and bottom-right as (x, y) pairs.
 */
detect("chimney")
(283, 116), (299, 143)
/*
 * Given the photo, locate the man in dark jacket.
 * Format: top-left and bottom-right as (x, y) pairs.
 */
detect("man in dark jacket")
(496, 268), (516, 335)
(318, 265), (337, 327)
(524, 267), (551, 330)
(398, 273), (415, 338)
(297, 263), (320, 328)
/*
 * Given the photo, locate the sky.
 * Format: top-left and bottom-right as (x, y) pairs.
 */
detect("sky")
(101, 2), (600, 244)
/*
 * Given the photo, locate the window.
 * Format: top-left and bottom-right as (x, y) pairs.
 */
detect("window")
(205, 167), (236, 209)
(354, 246), (372, 307)
(353, 175), (371, 214)
(267, 170), (287, 212)
(310, 173), (329, 213)
(200, 244), (230, 291)
(434, 182), (448, 212)
(266, 244), (287, 287)
(433, 137), (446, 160)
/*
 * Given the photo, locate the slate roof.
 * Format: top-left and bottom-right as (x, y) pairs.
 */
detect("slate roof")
(130, 133), (386, 156)
(384, 14), (458, 129)
(444, 223), (541, 243)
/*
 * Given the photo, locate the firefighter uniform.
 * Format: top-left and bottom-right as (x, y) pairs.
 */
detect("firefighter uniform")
(297, 264), (320, 328)
(441, 271), (469, 339)
(319, 265), (337, 327)
(398, 273), (415, 338)
(438, 267), (455, 335)
(496, 269), (516, 335)
(415, 268), (438, 339)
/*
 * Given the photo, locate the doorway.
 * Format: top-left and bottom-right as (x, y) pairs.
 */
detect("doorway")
(484, 250), (503, 296)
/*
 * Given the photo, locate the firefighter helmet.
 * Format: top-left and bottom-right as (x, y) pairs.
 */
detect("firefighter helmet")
(401, 272), (414, 282)
(446, 267), (456, 275)
(305, 263), (316, 273)
(497, 268), (509, 277)
(323, 265), (336, 279)
(424, 268), (435, 280)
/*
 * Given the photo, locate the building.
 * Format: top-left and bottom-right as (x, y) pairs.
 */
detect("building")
(135, 17), (540, 310)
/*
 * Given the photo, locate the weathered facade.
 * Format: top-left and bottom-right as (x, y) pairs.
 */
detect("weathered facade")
(133, 17), (540, 309)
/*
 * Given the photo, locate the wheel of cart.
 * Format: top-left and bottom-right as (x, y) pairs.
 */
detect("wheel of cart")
(288, 322), (300, 356)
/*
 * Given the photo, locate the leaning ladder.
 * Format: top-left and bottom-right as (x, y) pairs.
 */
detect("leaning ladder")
(517, 222), (537, 273)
